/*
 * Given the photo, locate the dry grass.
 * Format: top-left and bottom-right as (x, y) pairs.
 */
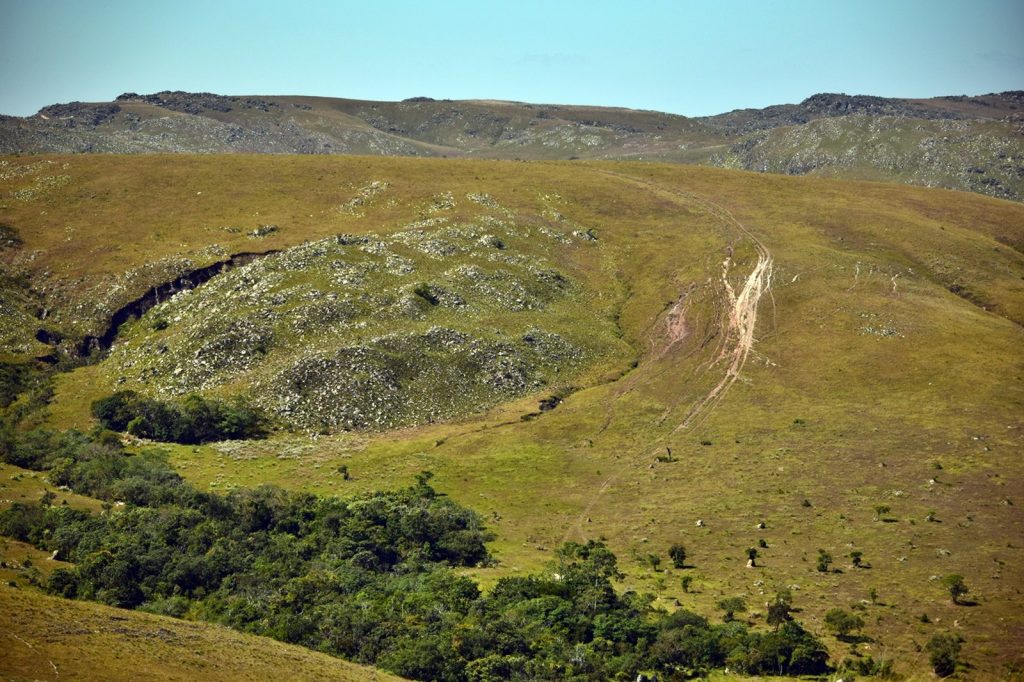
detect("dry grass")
(3, 154), (1023, 678)
(0, 585), (406, 681)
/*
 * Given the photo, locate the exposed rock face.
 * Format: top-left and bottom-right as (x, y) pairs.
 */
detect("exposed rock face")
(104, 215), (611, 433)
(38, 102), (122, 126)
(2, 90), (1023, 201)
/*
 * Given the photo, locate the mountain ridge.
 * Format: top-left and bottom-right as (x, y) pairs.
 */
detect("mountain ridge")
(3, 89), (1022, 201)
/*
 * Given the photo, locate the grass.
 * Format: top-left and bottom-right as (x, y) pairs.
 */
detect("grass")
(0, 585), (407, 681)
(0, 462), (105, 514)
(2, 154), (1023, 678)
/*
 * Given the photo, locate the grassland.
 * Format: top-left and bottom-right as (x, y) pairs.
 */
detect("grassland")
(0, 585), (406, 681)
(2, 154), (1023, 678)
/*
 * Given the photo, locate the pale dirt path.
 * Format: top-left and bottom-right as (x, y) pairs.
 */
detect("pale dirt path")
(562, 171), (774, 543)
(671, 194), (774, 433)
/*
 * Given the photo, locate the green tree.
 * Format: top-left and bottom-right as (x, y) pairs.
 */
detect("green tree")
(926, 633), (963, 677)
(873, 504), (890, 521)
(717, 596), (747, 622)
(746, 547), (759, 566)
(941, 574), (969, 604)
(816, 549), (832, 573)
(849, 550), (863, 568)
(824, 608), (864, 641)
(680, 575), (693, 593)
(766, 593), (793, 630)
(668, 543), (687, 569)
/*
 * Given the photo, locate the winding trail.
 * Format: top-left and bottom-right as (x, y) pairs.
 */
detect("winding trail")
(562, 171), (774, 543)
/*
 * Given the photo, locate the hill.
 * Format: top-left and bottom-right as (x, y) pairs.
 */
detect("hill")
(2, 90), (1023, 201)
(1, 154), (1023, 678)
(0, 584), (406, 681)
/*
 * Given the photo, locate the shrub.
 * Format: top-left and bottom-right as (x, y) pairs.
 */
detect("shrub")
(926, 633), (963, 677)
(668, 543), (687, 569)
(717, 596), (747, 622)
(824, 608), (864, 640)
(92, 392), (266, 444)
(816, 549), (832, 573)
(941, 574), (969, 604)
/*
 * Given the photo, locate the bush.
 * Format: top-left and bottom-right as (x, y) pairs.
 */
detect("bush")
(92, 392), (266, 444)
(926, 633), (963, 677)
(941, 574), (969, 604)
(824, 608), (863, 640)
(668, 543), (687, 568)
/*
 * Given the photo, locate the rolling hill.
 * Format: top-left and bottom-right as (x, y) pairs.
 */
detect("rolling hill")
(2, 89), (1023, 201)
(1, 153), (1023, 679)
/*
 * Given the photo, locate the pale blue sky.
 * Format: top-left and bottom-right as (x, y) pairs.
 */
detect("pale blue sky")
(1, 0), (1021, 117)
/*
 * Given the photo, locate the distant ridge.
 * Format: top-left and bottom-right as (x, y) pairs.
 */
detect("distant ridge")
(3, 89), (1023, 200)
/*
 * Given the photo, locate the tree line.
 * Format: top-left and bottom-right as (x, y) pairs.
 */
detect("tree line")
(0, 428), (833, 680)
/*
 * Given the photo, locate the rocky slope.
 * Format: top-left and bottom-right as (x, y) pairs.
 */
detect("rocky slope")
(2, 90), (1022, 200)
(107, 218), (610, 432)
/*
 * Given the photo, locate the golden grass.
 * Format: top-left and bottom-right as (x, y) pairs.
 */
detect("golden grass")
(0, 585), (406, 681)
(3, 154), (1023, 677)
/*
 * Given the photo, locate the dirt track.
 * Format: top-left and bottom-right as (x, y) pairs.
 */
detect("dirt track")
(562, 171), (773, 542)
(673, 195), (773, 432)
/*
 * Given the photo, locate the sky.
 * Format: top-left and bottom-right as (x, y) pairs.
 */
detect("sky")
(1, 0), (1022, 117)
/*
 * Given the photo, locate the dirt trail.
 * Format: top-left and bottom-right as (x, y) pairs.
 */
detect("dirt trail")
(672, 196), (773, 432)
(562, 170), (773, 543)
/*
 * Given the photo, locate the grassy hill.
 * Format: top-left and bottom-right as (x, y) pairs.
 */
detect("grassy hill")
(3, 90), (1023, 201)
(0, 585), (406, 681)
(2, 154), (1023, 678)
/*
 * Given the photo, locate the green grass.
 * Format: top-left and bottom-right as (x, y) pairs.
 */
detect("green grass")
(2, 154), (1023, 678)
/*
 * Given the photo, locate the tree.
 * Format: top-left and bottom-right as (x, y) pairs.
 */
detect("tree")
(717, 596), (747, 622)
(816, 549), (832, 573)
(680, 575), (693, 593)
(824, 608), (863, 641)
(766, 595), (793, 629)
(668, 543), (687, 569)
(746, 547), (758, 566)
(873, 504), (890, 521)
(942, 574), (969, 604)
(926, 633), (963, 677)
(849, 550), (863, 568)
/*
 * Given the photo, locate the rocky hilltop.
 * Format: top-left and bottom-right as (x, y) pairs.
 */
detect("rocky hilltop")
(2, 90), (1022, 200)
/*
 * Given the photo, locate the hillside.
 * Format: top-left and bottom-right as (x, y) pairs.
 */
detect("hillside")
(1, 154), (1023, 679)
(2, 90), (1022, 201)
(0, 585), (406, 681)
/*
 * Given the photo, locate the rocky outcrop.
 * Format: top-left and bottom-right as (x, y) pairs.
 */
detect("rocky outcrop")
(2, 90), (1022, 201)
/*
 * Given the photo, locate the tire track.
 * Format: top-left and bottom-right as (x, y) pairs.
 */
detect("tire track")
(562, 170), (773, 543)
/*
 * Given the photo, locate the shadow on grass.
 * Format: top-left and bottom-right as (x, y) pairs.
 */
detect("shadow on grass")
(838, 633), (876, 645)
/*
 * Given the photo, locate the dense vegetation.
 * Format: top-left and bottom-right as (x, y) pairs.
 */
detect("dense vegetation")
(91, 391), (266, 443)
(1, 430), (831, 680)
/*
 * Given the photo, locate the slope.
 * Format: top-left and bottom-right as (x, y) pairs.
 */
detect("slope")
(0, 585), (405, 682)
(1, 154), (1023, 677)
(3, 90), (1022, 201)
